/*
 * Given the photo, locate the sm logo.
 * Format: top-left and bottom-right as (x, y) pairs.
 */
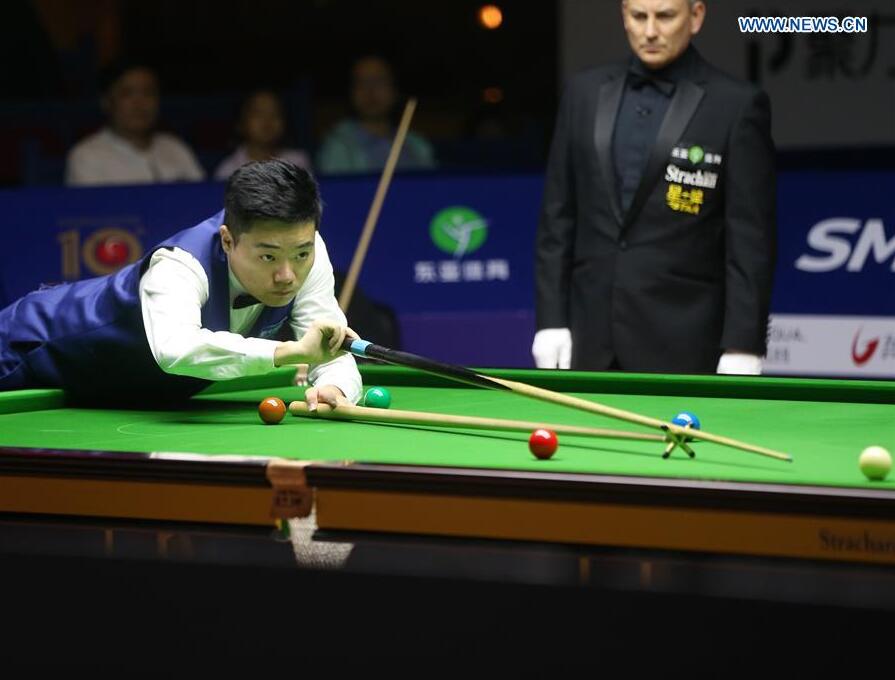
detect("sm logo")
(795, 218), (895, 273)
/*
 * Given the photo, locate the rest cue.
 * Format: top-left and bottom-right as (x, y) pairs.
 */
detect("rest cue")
(340, 338), (793, 463)
(289, 400), (666, 443)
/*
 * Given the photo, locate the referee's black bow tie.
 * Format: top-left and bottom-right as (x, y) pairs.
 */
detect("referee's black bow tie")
(627, 69), (675, 96)
(232, 293), (261, 309)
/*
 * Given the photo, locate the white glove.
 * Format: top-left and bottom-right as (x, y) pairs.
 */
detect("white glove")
(717, 352), (762, 375)
(532, 328), (572, 369)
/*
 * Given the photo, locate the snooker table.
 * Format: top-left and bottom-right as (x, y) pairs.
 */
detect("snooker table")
(1, 365), (894, 566)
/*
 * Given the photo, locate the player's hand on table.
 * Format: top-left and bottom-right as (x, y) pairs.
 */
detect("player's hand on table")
(305, 384), (350, 412)
(717, 351), (762, 375)
(532, 328), (572, 369)
(276, 320), (359, 366)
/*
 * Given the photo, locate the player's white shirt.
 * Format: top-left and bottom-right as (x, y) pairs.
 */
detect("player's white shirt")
(65, 128), (205, 186)
(138, 231), (361, 403)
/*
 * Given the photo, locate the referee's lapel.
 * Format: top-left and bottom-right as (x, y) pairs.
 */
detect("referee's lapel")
(594, 75), (625, 227)
(623, 80), (705, 229)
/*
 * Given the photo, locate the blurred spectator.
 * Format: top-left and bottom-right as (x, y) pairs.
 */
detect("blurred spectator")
(214, 90), (310, 180)
(65, 63), (205, 186)
(317, 55), (436, 175)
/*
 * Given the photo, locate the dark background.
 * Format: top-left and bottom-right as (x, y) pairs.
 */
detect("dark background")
(0, 0), (558, 185)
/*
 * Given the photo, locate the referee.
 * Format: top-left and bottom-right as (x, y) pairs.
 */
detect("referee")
(533, 0), (776, 374)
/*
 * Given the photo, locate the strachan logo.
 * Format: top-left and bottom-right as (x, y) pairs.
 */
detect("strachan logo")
(430, 206), (488, 257)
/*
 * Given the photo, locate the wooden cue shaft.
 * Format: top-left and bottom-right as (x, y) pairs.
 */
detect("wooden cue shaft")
(309, 100), (417, 387)
(338, 98), (418, 311)
(288, 400), (666, 442)
(340, 339), (792, 462)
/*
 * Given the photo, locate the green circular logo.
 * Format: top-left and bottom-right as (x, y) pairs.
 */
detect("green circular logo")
(688, 145), (705, 164)
(430, 206), (488, 257)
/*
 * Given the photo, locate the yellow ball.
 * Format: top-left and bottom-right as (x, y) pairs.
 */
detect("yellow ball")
(859, 446), (892, 481)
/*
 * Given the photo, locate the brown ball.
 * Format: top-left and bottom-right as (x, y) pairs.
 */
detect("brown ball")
(258, 397), (286, 425)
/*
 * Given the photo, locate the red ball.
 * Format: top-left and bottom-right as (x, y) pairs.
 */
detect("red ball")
(529, 428), (558, 460)
(258, 397), (286, 425)
(94, 237), (130, 266)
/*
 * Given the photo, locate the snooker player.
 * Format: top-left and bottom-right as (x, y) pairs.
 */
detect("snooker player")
(0, 160), (361, 408)
(533, 0), (776, 374)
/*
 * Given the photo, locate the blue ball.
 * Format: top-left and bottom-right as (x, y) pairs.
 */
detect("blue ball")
(671, 411), (701, 430)
(671, 411), (701, 441)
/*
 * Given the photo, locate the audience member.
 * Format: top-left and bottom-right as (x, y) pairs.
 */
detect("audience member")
(317, 55), (436, 175)
(65, 63), (205, 186)
(214, 90), (311, 180)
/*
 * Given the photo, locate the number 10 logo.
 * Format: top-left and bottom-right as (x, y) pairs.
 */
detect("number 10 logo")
(57, 228), (143, 280)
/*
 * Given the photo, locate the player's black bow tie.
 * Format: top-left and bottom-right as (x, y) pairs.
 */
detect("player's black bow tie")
(627, 69), (675, 96)
(232, 293), (262, 309)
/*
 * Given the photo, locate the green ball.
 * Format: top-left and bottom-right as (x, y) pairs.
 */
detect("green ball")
(362, 386), (392, 409)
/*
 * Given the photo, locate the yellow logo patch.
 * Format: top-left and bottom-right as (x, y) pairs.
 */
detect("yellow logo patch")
(666, 184), (704, 215)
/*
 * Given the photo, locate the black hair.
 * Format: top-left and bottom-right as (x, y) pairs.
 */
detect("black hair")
(224, 160), (321, 240)
(98, 60), (159, 96)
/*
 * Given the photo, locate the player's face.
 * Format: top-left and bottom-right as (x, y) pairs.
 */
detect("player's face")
(220, 220), (316, 307)
(351, 57), (397, 121)
(242, 92), (285, 148)
(622, 0), (705, 70)
(105, 68), (159, 137)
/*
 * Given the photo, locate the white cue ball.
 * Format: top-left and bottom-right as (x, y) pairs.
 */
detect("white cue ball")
(859, 446), (892, 481)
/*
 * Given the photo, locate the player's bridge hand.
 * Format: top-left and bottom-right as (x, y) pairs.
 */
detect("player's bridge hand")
(305, 384), (350, 412)
(290, 320), (360, 365)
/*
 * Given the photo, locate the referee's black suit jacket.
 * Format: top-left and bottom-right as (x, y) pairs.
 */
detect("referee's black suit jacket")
(535, 47), (776, 373)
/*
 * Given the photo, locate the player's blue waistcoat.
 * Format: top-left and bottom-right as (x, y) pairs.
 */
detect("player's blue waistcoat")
(0, 211), (295, 403)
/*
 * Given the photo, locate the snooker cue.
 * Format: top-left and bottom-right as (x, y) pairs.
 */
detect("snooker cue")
(339, 338), (793, 463)
(288, 400), (666, 443)
(338, 97), (418, 310)
(294, 98), (418, 388)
